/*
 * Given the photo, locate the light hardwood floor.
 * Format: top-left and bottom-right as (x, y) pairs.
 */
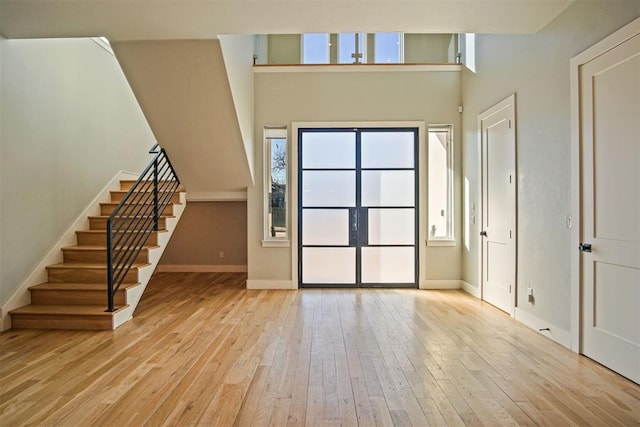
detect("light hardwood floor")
(1, 272), (638, 426)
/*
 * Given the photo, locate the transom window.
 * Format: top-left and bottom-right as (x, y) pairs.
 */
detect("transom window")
(302, 32), (403, 64)
(374, 33), (403, 63)
(302, 33), (330, 64)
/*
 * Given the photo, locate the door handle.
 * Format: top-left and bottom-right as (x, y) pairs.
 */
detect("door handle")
(480, 231), (487, 237)
(579, 243), (592, 252)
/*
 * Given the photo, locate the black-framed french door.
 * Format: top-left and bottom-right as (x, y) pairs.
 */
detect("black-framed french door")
(298, 127), (418, 288)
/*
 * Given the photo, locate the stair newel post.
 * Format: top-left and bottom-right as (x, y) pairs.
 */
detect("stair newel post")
(153, 155), (159, 232)
(106, 218), (115, 313)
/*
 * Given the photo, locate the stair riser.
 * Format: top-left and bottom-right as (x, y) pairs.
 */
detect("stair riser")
(11, 315), (113, 330)
(76, 232), (159, 246)
(89, 216), (167, 231)
(120, 181), (179, 191)
(110, 192), (181, 204)
(63, 249), (149, 264)
(31, 290), (126, 306)
(101, 203), (174, 216)
(48, 268), (139, 284)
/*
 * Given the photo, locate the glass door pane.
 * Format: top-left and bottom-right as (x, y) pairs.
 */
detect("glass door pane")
(361, 170), (415, 207)
(302, 248), (356, 283)
(302, 171), (356, 207)
(361, 247), (415, 283)
(361, 131), (414, 168)
(303, 209), (350, 246)
(302, 132), (355, 169)
(367, 208), (415, 245)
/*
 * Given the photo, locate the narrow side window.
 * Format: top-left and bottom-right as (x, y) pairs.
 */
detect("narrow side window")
(264, 128), (288, 242)
(428, 125), (454, 241)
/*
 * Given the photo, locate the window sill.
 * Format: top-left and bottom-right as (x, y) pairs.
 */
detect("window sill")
(262, 239), (291, 248)
(427, 240), (456, 247)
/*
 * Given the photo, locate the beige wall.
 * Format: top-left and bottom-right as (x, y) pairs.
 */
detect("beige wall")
(461, 1), (640, 331)
(268, 35), (301, 64)
(0, 38), (154, 306)
(404, 34), (454, 63)
(159, 201), (247, 267)
(112, 39), (253, 194)
(250, 69), (462, 285)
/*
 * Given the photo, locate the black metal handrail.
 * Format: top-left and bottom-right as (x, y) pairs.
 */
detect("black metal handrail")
(106, 144), (180, 312)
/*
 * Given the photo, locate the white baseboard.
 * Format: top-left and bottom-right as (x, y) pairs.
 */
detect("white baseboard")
(514, 307), (571, 349)
(156, 264), (248, 273)
(420, 280), (461, 290)
(0, 171), (138, 331)
(246, 279), (296, 290)
(461, 280), (481, 298)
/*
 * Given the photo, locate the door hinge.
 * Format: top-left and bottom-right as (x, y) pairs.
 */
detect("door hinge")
(509, 230), (512, 239)
(509, 285), (512, 293)
(509, 174), (512, 184)
(508, 120), (512, 129)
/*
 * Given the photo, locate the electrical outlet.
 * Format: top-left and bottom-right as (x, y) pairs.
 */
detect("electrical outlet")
(219, 251), (225, 259)
(527, 286), (534, 303)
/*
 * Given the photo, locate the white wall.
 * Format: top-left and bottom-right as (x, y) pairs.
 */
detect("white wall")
(250, 69), (462, 285)
(0, 38), (155, 307)
(461, 1), (640, 331)
(219, 35), (256, 184)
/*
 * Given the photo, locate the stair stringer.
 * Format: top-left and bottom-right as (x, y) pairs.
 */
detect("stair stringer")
(0, 171), (139, 331)
(112, 192), (186, 328)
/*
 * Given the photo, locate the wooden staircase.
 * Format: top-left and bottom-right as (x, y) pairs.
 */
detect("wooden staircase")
(9, 179), (184, 330)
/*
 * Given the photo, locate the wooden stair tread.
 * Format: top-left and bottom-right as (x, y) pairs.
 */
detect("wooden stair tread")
(77, 229), (167, 234)
(47, 262), (150, 270)
(88, 214), (175, 219)
(10, 304), (128, 316)
(30, 282), (140, 291)
(120, 179), (184, 188)
(111, 190), (181, 195)
(100, 201), (182, 206)
(63, 245), (160, 251)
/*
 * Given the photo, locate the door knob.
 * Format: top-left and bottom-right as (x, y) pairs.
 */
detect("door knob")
(579, 243), (592, 252)
(480, 231), (487, 237)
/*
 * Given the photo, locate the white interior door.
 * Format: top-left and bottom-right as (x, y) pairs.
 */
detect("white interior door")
(480, 95), (516, 314)
(580, 33), (640, 383)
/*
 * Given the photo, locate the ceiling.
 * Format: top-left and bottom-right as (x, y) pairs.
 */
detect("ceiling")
(0, 0), (574, 41)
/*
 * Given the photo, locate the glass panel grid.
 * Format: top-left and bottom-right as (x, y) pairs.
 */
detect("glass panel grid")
(300, 128), (417, 288)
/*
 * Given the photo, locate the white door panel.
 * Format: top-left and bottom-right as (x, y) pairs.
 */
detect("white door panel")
(580, 33), (640, 383)
(480, 96), (516, 314)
